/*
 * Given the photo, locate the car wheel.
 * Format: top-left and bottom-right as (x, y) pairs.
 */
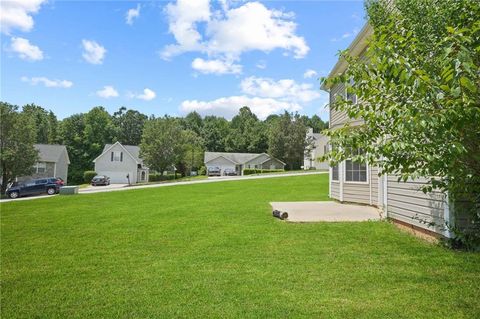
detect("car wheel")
(9, 191), (19, 199)
(47, 187), (56, 195)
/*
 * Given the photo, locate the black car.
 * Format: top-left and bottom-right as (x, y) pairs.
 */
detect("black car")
(91, 175), (110, 186)
(223, 168), (237, 176)
(6, 178), (60, 199)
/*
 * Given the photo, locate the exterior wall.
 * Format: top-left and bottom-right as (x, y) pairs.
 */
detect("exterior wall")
(245, 154), (270, 168)
(386, 175), (447, 235)
(329, 83), (348, 129)
(18, 162), (55, 182)
(55, 150), (69, 183)
(330, 180), (340, 200)
(304, 130), (329, 170)
(205, 157), (236, 175)
(370, 166), (379, 206)
(94, 144), (138, 184)
(260, 158), (284, 170)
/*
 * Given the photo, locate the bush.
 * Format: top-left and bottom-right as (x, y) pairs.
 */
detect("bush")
(199, 166), (206, 176)
(148, 173), (176, 182)
(243, 168), (284, 175)
(83, 171), (97, 183)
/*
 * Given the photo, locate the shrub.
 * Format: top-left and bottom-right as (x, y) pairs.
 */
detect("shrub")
(243, 168), (284, 175)
(148, 173), (176, 182)
(199, 166), (206, 176)
(83, 171), (97, 183)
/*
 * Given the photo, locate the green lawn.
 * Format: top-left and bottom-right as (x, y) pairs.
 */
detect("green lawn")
(1, 174), (479, 318)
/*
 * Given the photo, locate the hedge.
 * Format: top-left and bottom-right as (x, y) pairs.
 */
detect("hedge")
(243, 168), (284, 175)
(148, 173), (177, 182)
(83, 171), (97, 183)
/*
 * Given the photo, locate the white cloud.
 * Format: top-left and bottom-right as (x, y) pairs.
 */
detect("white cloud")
(330, 27), (360, 42)
(256, 60), (267, 69)
(162, 1), (309, 72)
(180, 95), (301, 120)
(82, 39), (106, 64)
(9, 37), (43, 61)
(96, 85), (119, 98)
(303, 69), (317, 79)
(128, 88), (156, 101)
(240, 76), (320, 103)
(126, 4), (141, 25)
(0, 0), (47, 34)
(161, 0), (211, 59)
(21, 76), (73, 88)
(191, 57), (241, 74)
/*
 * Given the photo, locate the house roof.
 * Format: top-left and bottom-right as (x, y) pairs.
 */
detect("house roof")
(34, 144), (70, 164)
(205, 152), (264, 165)
(321, 23), (373, 90)
(98, 142), (144, 164)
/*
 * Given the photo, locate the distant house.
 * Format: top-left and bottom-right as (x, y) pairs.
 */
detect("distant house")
(18, 144), (70, 183)
(204, 152), (285, 176)
(304, 128), (329, 170)
(93, 142), (149, 184)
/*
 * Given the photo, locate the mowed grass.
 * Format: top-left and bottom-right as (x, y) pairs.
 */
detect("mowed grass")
(1, 174), (479, 318)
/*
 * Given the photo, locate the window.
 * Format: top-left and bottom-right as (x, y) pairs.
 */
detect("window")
(346, 78), (357, 104)
(34, 162), (46, 173)
(111, 151), (123, 162)
(345, 149), (367, 182)
(332, 165), (339, 181)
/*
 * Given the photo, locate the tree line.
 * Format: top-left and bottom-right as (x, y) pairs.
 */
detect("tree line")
(0, 102), (327, 187)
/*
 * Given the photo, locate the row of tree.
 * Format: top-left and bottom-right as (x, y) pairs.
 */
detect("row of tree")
(0, 102), (328, 186)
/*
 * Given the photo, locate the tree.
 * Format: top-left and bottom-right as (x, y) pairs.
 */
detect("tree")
(176, 130), (205, 177)
(183, 111), (203, 136)
(0, 102), (38, 194)
(112, 107), (147, 145)
(323, 0), (480, 247)
(201, 116), (230, 152)
(22, 104), (58, 144)
(268, 111), (308, 170)
(140, 117), (186, 175)
(226, 106), (267, 153)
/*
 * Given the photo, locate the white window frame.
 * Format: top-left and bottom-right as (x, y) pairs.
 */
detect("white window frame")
(34, 162), (47, 174)
(112, 151), (122, 162)
(345, 78), (357, 104)
(331, 164), (340, 182)
(344, 158), (369, 184)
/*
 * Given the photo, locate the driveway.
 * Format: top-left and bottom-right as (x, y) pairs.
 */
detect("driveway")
(270, 201), (381, 222)
(79, 183), (129, 194)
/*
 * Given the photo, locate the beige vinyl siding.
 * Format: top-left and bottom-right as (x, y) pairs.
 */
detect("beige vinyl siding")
(329, 83), (349, 128)
(343, 182), (370, 204)
(370, 166), (379, 206)
(330, 181), (340, 200)
(387, 175), (446, 234)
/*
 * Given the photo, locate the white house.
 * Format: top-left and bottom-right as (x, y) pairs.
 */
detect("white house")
(93, 142), (149, 184)
(204, 152), (285, 176)
(304, 128), (329, 170)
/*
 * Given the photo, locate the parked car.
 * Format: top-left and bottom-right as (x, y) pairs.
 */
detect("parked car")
(6, 178), (60, 199)
(207, 167), (221, 176)
(91, 175), (110, 186)
(223, 168), (237, 176)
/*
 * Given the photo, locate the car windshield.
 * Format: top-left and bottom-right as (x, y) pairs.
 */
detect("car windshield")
(93, 176), (104, 179)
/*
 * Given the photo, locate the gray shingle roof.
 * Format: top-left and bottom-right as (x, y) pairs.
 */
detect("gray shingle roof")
(204, 152), (263, 164)
(103, 143), (143, 164)
(34, 144), (70, 164)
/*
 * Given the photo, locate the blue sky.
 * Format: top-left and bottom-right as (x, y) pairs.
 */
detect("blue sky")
(1, 0), (366, 120)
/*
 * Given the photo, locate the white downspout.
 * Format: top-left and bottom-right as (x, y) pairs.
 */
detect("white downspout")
(443, 191), (454, 238)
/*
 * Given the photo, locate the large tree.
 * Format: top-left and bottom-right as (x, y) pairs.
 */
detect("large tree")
(323, 0), (480, 246)
(112, 107), (147, 145)
(226, 106), (267, 153)
(0, 102), (38, 194)
(22, 103), (58, 144)
(201, 115), (230, 152)
(268, 111), (308, 170)
(140, 117), (186, 175)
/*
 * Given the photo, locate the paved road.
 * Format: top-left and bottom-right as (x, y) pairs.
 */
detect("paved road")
(1, 171), (327, 202)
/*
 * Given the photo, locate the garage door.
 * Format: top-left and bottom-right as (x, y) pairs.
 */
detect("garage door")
(98, 171), (132, 184)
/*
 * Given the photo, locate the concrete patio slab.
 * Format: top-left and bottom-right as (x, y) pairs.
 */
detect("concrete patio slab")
(270, 201), (381, 222)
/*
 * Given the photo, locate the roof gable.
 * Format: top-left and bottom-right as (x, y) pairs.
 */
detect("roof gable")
(204, 152), (262, 165)
(34, 144), (69, 164)
(93, 142), (141, 164)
